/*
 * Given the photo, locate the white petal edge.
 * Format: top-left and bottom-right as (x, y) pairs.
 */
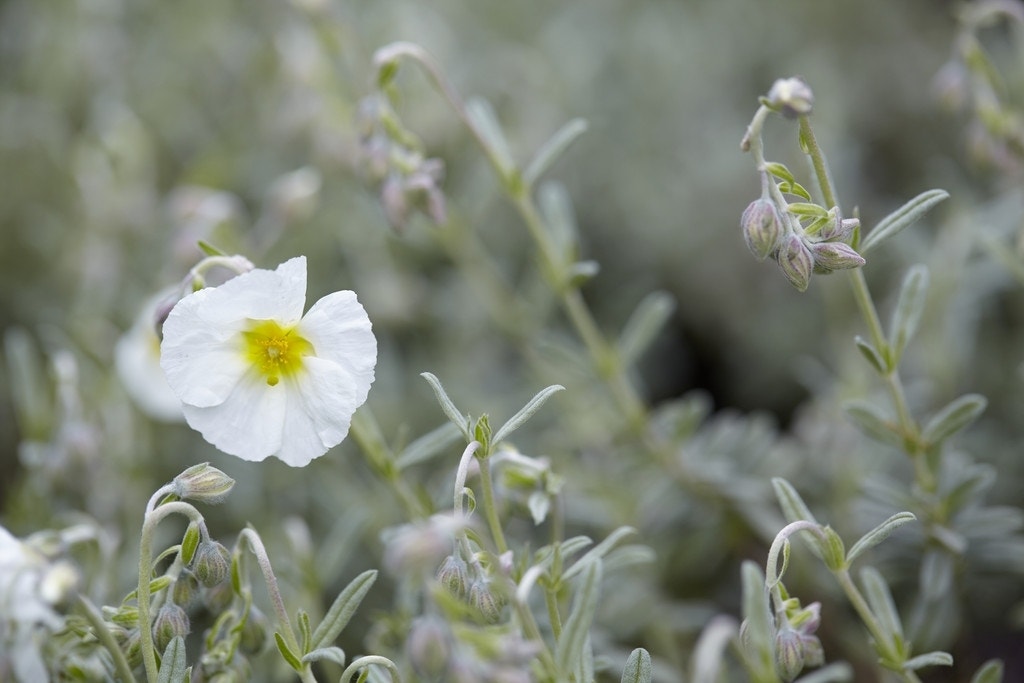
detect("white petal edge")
(298, 290), (377, 406)
(181, 373), (287, 461)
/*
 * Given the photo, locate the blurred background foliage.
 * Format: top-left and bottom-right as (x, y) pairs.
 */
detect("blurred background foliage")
(2, 0), (1024, 680)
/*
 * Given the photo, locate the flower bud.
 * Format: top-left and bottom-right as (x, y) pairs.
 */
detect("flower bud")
(469, 578), (504, 624)
(192, 540), (232, 588)
(436, 554), (470, 600)
(406, 616), (452, 679)
(741, 198), (784, 260)
(122, 629), (143, 669)
(766, 77), (814, 119)
(171, 569), (201, 609)
(152, 603), (190, 653)
(239, 605), (269, 654)
(810, 241), (865, 272)
(203, 579), (235, 613)
(774, 628), (805, 682)
(172, 463), (235, 504)
(777, 234), (814, 291)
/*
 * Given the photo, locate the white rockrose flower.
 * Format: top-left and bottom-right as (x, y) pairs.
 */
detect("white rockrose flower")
(160, 256), (376, 467)
(115, 288), (186, 422)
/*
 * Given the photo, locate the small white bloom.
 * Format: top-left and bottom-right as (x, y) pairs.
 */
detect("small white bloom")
(160, 256), (376, 467)
(115, 289), (185, 422)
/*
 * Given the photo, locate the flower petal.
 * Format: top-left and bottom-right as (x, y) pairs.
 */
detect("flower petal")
(275, 356), (363, 466)
(197, 255), (308, 327)
(299, 290), (377, 407)
(181, 374), (286, 461)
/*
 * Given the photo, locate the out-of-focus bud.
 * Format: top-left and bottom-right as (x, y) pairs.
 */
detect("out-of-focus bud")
(172, 463), (235, 505)
(192, 541), (232, 588)
(382, 515), (464, 578)
(774, 628), (805, 682)
(171, 569), (201, 609)
(810, 241), (866, 272)
(932, 60), (969, 113)
(469, 578), (504, 624)
(741, 198), (784, 260)
(766, 77), (814, 118)
(203, 580), (235, 613)
(406, 616), (452, 679)
(436, 554), (471, 600)
(152, 603), (190, 652)
(777, 234), (814, 291)
(122, 629), (143, 668)
(239, 605), (269, 654)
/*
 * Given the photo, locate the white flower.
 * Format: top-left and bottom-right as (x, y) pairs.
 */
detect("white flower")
(115, 288), (185, 422)
(160, 256), (376, 467)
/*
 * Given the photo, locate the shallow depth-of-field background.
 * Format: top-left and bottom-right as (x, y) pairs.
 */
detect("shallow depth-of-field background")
(3, 0), (1024, 681)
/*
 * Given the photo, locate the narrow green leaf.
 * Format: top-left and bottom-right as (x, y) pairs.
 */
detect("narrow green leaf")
(563, 526), (635, 581)
(860, 567), (904, 644)
(618, 291), (676, 367)
(492, 385), (565, 445)
(556, 561), (602, 676)
(420, 373), (471, 441)
(524, 118), (589, 187)
(302, 646), (347, 667)
(764, 162), (796, 184)
(538, 181), (579, 257)
(919, 549), (954, 601)
(889, 265), (929, 364)
(310, 570), (378, 650)
(843, 401), (904, 448)
(922, 394), (987, 446)
(620, 648), (652, 683)
(466, 96), (516, 176)
(792, 662), (854, 683)
(298, 610), (312, 653)
(970, 659), (1004, 683)
(787, 202), (829, 218)
(197, 240), (227, 257)
(846, 512), (917, 565)
(854, 336), (888, 374)
(904, 651), (954, 671)
(822, 527), (847, 571)
(396, 422), (463, 470)
(275, 632), (303, 671)
(861, 189), (949, 254)
(157, 637), (188, 683)
(771, 478), (820, 525)
(739, 561), (774, 671)
(690, 615), (737, 683)
(180, 524), (201, 566)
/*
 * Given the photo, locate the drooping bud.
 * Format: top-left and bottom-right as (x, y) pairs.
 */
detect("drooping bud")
(774, 628), (805, 682)
(192, 540), (232, 588)
(152, 603), (190, 653)
(810, 241), (866, 272)
(469, 578), (504, 624)
(172, 463), (235, 505)
(203, 579), (235, 613)
(777, 234), (814, 291)
(436, 554), (470, 600)
(766, 77), (814, 118)
(741, 198), (784, 261)
(171, 569), (201, 609)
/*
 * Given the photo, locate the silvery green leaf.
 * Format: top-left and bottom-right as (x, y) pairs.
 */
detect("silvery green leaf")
(690, 616), (736, 683)
(420, 372), (471, 441)
(396, 422), (463, 469)
(771, 478), (819, 525)
(793, 662), (854, 683)
(576, 635), (594, 683)
(466, 96), (516, 176)
(922, 394), (987, 446)
(740, 561), (775, 670)
(618, 291), (676, 367)
(843, 400), (904, 448)
(302, 646), (347, 667)
(845, 512), (916, 565)
(904, 651), (954, 671)
(602, 544), (657, 574)
(854, 336), (888, 374)
(888, 265), (929, 364)
(524, 118), (589, 187)
(538, 181), (579, 257)
(310, 570), (377, 650)
(492, 384), (565, 444)
(157, 637), (188, 683)
(298, 610), (312, 652)
(563, 526), (636, 581)
(860, 189), (949, 253)
(919, 549), (954, 601)
(970, 659), (1004, 683)
(556, 561), (602, 676)
(859, 567), (904, 644)
(621, 648), (653, 683)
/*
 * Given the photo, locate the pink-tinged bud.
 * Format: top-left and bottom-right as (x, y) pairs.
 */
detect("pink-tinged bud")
(766, 77), (814, 119)
(777, 235), (814, 291)
(774, 628), (805, 682)
(741, 198), (784, 261)
(810, 241), (865, 272)
(436, 554), (470, 600)
(469, 578), (504, 624)
(152, 603), (190, 653)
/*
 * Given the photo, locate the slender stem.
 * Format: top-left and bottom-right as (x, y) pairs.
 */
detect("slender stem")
(75, 594), (138, 683)
(512, 598), (560, 679)
(476, 455), (509, 555)
(238, 528), (318, 683)
(137, 501), (205, 683)
(340, 655), (403, 683)
(350, 408), (429, 519)
(797, 116), (837, 210)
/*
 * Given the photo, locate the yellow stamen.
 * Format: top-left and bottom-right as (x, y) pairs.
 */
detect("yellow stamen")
(242, 320), (313, 386)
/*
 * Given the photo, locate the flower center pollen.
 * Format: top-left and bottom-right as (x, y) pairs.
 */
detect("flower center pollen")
(242, 320), (313, 386)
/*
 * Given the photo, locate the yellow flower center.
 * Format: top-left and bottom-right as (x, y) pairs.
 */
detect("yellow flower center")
(242, 320), (313, 386)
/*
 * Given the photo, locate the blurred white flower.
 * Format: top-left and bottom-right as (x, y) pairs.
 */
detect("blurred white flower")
(0, 526), (78, 683)
(115, 288), (185, 422)
(160, 256), (376, 467)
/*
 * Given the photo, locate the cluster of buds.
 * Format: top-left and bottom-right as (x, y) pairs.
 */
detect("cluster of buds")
(357, 94), (447, 232)
(773, 598), (824, 682)
(436, 552), (509, 625)
(741, 194), (864, 291)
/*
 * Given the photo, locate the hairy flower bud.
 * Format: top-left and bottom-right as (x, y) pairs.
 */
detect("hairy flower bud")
(436, 554), (470, 600)
(152, 603), (190, 653)
(775, 628), (805, 682)
(192, 540), (232, 587)
(171, 569), (201, 609)
(777, 234), (814, 291)
(203, 580), (235, 613)
(766, 77), (814, 118)
(810, 241), (865, 272)
(172, 463), (235, 504)
(741, 198), (784, 261)
(469, 578), (504, 624)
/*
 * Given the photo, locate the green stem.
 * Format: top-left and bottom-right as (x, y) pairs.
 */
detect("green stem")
(75, 594), (138, 683)
(137, 501), (205, 683)
(512, 598), (560, 679)
(477, 455), (509, 555)
(350, 408), (429, 519)
(340, 655), (403, 683)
